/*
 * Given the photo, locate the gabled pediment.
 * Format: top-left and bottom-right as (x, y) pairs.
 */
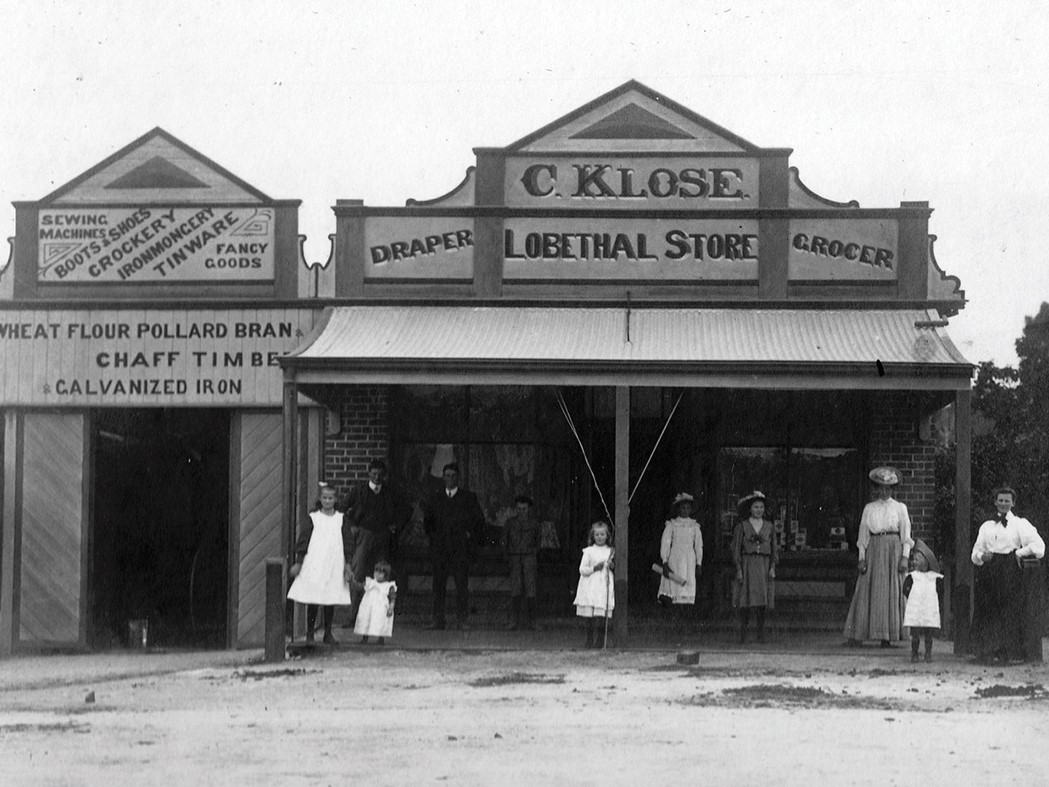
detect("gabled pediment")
(506, 80), (758, 154)
(43, 128), (271, 205)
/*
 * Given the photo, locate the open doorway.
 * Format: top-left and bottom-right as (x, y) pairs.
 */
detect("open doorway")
(91, 409), (230, 648)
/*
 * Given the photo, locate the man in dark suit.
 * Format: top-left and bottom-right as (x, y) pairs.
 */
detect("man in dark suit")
(349, 458), (412, 576)
(423, 462), (486, 630)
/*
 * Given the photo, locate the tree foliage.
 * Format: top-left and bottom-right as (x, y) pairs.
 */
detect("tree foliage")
(936, 302), (1049, 561)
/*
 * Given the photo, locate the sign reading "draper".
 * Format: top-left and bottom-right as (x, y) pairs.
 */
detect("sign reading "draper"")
(37, 207), (276, 284)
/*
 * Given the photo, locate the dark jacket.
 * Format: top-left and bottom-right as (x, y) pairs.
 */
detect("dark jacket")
(349, 483), (412, 550)
(423, 488), (485, 561)
(501, 515), (540, 556)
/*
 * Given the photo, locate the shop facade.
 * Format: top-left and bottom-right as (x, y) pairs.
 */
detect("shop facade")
(0, 129), (324, 652)
(1, 82), (974, 653)
(282, 81), (973, 645)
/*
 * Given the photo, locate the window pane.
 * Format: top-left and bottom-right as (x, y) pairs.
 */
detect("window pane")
(791, 447), (862, 551)
(393, 386), (467, 442)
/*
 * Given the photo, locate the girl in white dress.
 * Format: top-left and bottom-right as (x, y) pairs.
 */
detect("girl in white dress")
(573, 521), (615, 648)
(287, 483), (355, 644)
(903, 539), (943, 663)
(355, 561), (397, 645)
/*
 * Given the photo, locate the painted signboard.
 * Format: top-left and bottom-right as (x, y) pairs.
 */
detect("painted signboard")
(364, 216), (475, 278)
(37, 207), (276, 284)
(0, 308), (317, 406)
(503, 218), (759, 280)
(504, 158), (759, 209)
(788, 219), (898, 281)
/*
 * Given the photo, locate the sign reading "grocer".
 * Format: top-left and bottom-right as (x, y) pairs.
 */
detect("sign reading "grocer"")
(788, 218), (898, 281)
(37, 207), (276, 284)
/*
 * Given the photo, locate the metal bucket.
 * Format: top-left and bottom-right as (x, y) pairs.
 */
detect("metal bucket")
(128, 619), (149, 649)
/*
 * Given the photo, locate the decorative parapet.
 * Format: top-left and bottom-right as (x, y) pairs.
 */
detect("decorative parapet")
(788, 166), (860, 209)
(926, 234), (964, 312)
(406, 167), (476, 207)
(0, 237), (13, 300)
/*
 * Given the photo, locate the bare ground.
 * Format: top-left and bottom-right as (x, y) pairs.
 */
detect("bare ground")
(1, 645), (1047, 786)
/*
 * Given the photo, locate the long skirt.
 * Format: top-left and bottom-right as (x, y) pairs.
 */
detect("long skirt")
(842, 534), (905, 641)
(970, 552), (1045, 661)
(733, 553), (775, 609)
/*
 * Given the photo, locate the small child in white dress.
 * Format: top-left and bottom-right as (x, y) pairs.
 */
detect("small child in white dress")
(573, 521), (615, 649)
(903, 539), (943, 663)
(354, 560), (397, 645)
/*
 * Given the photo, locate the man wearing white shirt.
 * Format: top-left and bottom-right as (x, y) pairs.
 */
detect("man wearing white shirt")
(970, 486), (1046, 663)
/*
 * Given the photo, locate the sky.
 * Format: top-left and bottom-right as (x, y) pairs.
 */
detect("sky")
(1, 0), (1047, 366)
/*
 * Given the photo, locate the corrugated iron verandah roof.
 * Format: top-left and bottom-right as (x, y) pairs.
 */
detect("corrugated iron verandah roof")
(282, 306), (973, 390)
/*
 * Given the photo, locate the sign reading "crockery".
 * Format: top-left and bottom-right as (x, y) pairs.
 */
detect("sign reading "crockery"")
(37, 207), (276, 284)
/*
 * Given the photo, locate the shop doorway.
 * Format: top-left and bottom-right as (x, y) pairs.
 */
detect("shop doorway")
(91, 409), (230, 648)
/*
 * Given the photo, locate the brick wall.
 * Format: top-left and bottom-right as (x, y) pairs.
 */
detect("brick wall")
(869, 391), (939, 548)
(323, 384), (391, 492)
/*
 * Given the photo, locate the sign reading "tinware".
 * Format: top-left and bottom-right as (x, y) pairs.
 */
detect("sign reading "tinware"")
(37, 207), (276, 284)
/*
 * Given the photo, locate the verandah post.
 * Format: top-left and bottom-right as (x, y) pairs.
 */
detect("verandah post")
(614, 386), (630, 645)
(953, 387), (972, 654)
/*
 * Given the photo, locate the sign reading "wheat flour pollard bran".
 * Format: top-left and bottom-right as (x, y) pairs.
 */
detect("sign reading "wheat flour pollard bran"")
(37, 206), (276, 284)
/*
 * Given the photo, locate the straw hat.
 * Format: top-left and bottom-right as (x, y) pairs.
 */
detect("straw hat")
(673, 492), (694, 505)
(911, 538), (940, 573)
(737, 491), (768, 517)
(868, 466), (900, 486)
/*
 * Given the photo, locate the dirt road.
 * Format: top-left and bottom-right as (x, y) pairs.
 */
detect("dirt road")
(1, 645), (1047, 786)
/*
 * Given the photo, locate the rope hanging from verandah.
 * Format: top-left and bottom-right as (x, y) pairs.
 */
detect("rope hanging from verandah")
(628, 390), (684, 504)
(554, 389), (615, 530)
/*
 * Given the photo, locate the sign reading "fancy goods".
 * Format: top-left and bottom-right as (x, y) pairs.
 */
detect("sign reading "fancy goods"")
(37, 207), (276, 284)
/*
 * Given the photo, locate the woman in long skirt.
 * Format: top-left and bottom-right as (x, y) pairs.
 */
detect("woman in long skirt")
(843, 467), (912, 647)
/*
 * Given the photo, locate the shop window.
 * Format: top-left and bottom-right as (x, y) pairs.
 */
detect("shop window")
(718, 447), (788, 554)
(469, 386), (537, 442)
(717, 445), (861, 557)
(390, 386), (582, 559)
(791, 448), (861, 551)
(392, 386), (467, 442)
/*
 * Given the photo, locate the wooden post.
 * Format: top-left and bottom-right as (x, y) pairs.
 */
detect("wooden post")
(264, 559), (285, 663)
(953, 388), (972, 654)
(281, 375), (299, 646)
(282, 376), (299, 569)
(1, 412), (20, 656)
(613, 386), (630, 646)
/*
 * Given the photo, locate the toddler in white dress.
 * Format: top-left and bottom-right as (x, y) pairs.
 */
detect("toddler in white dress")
(354, 561), (397, 645)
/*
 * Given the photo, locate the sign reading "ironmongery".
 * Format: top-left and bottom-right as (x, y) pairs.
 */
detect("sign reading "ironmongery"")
(37, 207), (276, 284)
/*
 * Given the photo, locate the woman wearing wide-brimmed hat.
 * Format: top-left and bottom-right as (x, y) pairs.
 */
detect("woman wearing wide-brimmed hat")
(732, 491), (778, 643)
(657, 493), (704, 612)
(843, 467), (913, 648)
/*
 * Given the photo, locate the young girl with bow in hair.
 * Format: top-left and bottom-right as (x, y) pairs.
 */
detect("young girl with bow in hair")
(573, 521), (615, 648)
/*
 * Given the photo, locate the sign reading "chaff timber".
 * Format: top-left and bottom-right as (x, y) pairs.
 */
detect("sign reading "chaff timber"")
(0, 308), (317, 405)
(37, 207), (276, 284)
